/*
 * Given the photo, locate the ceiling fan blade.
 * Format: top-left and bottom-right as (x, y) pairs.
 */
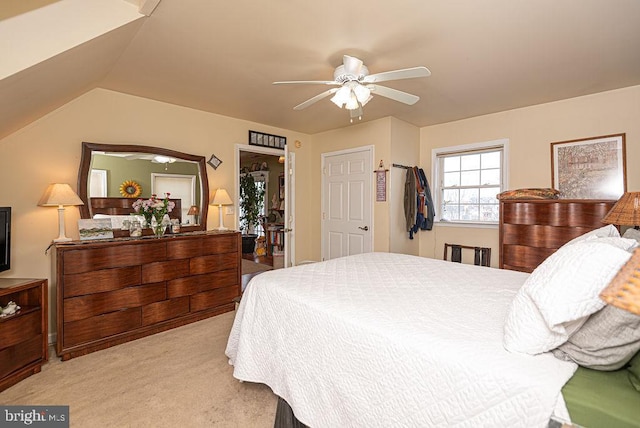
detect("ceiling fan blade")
(342, 55), (363, 76)
(293, 88), (339, 110)
(362, 66), (431, 84)
(274, 80), (339, 85)
(368, 84), (420, 105)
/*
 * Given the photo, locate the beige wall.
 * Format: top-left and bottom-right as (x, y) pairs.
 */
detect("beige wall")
(419, 85), (640, 265)
(389, 117), (420, 255)
(0, 88), (311, 336)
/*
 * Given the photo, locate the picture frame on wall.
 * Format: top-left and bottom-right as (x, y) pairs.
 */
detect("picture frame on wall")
(249, 130), (286, 149)
(551, 133), (626, 199)
(208, 154), (222, 169)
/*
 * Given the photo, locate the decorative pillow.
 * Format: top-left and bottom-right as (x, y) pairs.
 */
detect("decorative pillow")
(586, 236), (639, 252)
(551, 305), (640, 370)
(496, 188), (560, 200)
(623, 228), (640, 244)
(503, 241), (631, 355)
(628, 350), (640, 392)
(563, 224), (620, 247)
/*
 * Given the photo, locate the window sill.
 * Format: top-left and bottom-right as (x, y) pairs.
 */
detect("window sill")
(434, 221), (498, 229)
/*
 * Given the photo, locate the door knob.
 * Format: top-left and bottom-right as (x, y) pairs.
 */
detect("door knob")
(358, 226), (369, 231)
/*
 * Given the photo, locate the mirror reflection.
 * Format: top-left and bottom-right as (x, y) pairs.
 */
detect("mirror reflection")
(77, 142), (209, 232)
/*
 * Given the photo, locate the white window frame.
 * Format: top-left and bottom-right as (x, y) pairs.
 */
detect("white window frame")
(431, 139), (509, 228)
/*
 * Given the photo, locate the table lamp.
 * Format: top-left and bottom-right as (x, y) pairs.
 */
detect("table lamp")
(38, 183), (84, 242)
(211, 188), (232, 230)
(602, 191), (640, 230)
(187, 205), (200, 225)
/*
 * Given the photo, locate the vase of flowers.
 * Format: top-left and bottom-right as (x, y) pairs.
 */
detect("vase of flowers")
(132, 193), (175, 238)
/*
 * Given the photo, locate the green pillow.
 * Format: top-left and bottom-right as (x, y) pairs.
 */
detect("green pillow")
(628, 349), (640, 392)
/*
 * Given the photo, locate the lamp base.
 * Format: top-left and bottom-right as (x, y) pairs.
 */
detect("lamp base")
(216, 205), (227, 231)
(54, 206), (72, 242)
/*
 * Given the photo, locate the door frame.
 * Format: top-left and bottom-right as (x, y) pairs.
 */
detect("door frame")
(320, 145), (374, 261)
(235, 144), (295, 267)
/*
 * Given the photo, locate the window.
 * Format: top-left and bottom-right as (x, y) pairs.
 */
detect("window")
(432, 139), (508, 224)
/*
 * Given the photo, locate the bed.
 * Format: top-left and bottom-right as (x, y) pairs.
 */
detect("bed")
(226, 199), (640, 427)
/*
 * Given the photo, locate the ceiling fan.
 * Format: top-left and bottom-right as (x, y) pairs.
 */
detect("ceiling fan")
(274, 55), (431, 122)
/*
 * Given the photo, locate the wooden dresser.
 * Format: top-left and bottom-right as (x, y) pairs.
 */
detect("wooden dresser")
(0, 278), (48, 392)
(55, 231), (240, 361)
(499, 199), (616, 273)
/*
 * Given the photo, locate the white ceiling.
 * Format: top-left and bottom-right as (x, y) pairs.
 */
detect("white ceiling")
(2, 0), (640, 138)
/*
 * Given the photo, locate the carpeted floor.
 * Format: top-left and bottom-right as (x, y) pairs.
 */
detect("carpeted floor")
(241, 259), (273, 275)
(0, 311), (277, 427)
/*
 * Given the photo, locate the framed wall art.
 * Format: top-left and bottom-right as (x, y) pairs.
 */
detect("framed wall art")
(208, 154), (222, 169)
(551, 133), (626, 199)
(249, 130), (286, 149)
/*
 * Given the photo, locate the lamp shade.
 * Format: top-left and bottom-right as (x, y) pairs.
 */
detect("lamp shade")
(187, 205), (200, 216)
(211, 188), (232, 206)
(38, 183), (84, 207)
(602, 192), (640, 227)
(600, 248), (640, 315)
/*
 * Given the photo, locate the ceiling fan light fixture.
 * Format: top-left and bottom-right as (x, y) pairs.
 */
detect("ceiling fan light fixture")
(353, 84), (371, 104)
(152, 155), (176, 164)
(345, 94), (360, 110)
(330, 86), (352, 108)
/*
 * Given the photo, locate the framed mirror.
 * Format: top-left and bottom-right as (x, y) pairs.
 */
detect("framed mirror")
(77, 142), (209, 232)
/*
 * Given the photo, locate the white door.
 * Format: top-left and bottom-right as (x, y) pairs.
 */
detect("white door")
(284, 147), (295, 267)
(152, 174), (196, 223)
(322, 147), (373, 261)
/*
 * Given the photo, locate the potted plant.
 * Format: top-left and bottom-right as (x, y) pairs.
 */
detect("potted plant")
(239, 173), (265, 254)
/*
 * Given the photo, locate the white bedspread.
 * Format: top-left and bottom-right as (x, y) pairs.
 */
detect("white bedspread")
(226, 252), (577, 427)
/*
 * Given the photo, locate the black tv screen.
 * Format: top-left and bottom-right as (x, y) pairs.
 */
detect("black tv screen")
(0, 207), (10, 272)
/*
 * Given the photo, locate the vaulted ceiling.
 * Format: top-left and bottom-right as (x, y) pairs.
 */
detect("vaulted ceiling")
(2, 0), (640, 139)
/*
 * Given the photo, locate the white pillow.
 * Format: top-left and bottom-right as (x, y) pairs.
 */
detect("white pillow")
(587, 236), (638, 252)
(503, 240), (631, 355)
(623, 228), (640, 243)
(563, 224), (620, 247)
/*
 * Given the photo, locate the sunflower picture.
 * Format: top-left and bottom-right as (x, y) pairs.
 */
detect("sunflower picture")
(119, 180), (142, 198)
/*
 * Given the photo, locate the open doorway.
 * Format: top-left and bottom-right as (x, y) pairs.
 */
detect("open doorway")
(237, 145), (285, 276)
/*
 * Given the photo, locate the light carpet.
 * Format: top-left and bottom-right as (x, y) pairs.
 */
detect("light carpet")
(0, 311), (277, 427)
(242, 259), (273, 275)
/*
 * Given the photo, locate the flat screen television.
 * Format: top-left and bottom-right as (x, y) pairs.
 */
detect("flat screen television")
(0, 207), (10, 272)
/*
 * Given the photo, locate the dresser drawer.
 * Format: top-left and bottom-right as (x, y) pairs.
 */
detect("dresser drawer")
(142, 297), (189, 326)
(0, 310), (41, 349)
(190, 253), (238, 275)
(190, 285), (239, 312)
(64, 283), (167, 322)
(63, 266), (141, 298)
(63, 242), (166, 274)
(167, 268), (238, 298)
(141, 259), (189, 284)
(64, 308), (142, 348)
(0, 335), (42, 379)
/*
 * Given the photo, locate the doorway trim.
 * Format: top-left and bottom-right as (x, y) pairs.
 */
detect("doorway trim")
(235, 143), (284, 231)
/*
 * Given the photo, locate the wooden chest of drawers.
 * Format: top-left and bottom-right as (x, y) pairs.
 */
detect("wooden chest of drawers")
(55, 231), (240, 361)
(0, 278), (48, 392)
(499, 199), (616, 272)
